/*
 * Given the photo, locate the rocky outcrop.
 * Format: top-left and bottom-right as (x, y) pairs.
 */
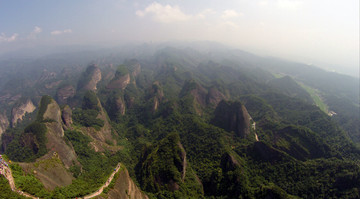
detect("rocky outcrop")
(37, 96), (78, 168)
(56, 85), (76, 104)
(107, 73), (130, 90)
(42, 98), (64, 137)
(19, 155), (74, 190)
(207, 87), (227, 106)
(211, 100), (251, 138)
(180, 80), (227, 114)
(0, 112), (9, 139)
(221, 153), (240, 172)
(137, 133), (202, 195)
(78, 64), (102, 91)
(45, 80), (62, 89)
(105, 168), (148, 199)
(130, 62), (141, 78)
(180, 80), (208, 115)
(11, 99), (36, 127)
(147, 81), (164, 111)
(115, 97), (126, 115)
(37, 69), (56, 83)
(61, 105), (73, 129)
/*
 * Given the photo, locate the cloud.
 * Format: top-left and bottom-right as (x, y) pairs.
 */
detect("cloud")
(258, 1), (269, 6)
(277, 0), (303, 9)
(0, 33), (18, 42)
(33, 26), (42, 34)
(135, 2), (191, 23)
(196, 8), (216, 19)
(221, 10), (242, 19)
(223, 21), (239, 28)
(28, 26), (42, 39)
(51, 29), (72, 35)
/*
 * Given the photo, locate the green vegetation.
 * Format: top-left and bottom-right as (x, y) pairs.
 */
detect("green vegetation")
(73, 91), (104, 129)
(299, 82), (329, 113)
(5, 121), (48, 162)
(0, 175), (26, 199)
(73, 108), (104, 129)
(10, 163), (51, 198)
(36, 95), (53, 121)
(116, 65), (129, 77)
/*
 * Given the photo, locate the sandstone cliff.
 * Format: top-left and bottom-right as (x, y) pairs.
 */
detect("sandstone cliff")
(78, 64), (102, 91)
(211, 100), (251, 138)
(0, 112), (9, 140)
(11, 99), (36, 127)
(105, 168), (149, 199)
(56, 84), (76, 104)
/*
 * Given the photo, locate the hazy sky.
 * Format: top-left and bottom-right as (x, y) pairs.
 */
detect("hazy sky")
(0, 0), (358, 76)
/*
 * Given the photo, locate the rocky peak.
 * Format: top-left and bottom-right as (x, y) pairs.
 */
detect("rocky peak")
(78, 64), (102, 91)
(105, 167), (149, 199)
(211, 100), (251, 138)
(207, 87), (227, 106)
(106, 65), (131, 90)
(11, 98), (36, 127)
(148, 81), (164, 111)
(0, 111), (9, 140)
(38, 96), (64, 137)
(61, 105), (73, 129)
(221, 153), (240, 172)
(56, 84), (76, 104)
(126, 59), (141, 78)
(181, 80), (208, 107)
(38, 69), (57, 83)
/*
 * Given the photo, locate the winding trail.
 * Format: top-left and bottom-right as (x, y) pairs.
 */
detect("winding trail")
(0, 156), (121, 199)
(82, 163), (121, 199)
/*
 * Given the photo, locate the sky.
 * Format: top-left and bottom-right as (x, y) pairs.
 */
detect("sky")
(0, 0), (359, 77)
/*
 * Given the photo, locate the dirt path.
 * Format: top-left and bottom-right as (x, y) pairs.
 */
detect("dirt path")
(0, 161), (37, 199)
(0, 156), (121, 199)
(82, 163), (121, 199)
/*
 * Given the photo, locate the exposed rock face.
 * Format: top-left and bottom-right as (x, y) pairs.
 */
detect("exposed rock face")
(40, 97), (78, 168)
(189, 84), (207, 107)
(137, 134), (202, 195)
(11, 99), (36, 127)
(221, 153), (240, 172)
(178, 142), (187, 182)
(78, 64), (102, 91)
(44, 122), (78, 168)
(45, 80), (62, 89)
(181, 80), (227, 114)
(180, 80), (208, 115)
(85, 95), (115, 150)
(131, 62), (141, 78)
(38, 69), (56, 83)
(43, 99), (64, 137)
(0, 112), (9, 139)
(211, 100), (251, 138)
(19, 157), (74, 190)
(61, 105), (73, 129)
(249, 141), (286, 162)
(115, 97), (126, 115)
(107, 73), (130, 90)
(148, 82), (164, 111)
(207, 87), (227, 106)
(106, 168), (148, 199)
(56, 85), (76, 104)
